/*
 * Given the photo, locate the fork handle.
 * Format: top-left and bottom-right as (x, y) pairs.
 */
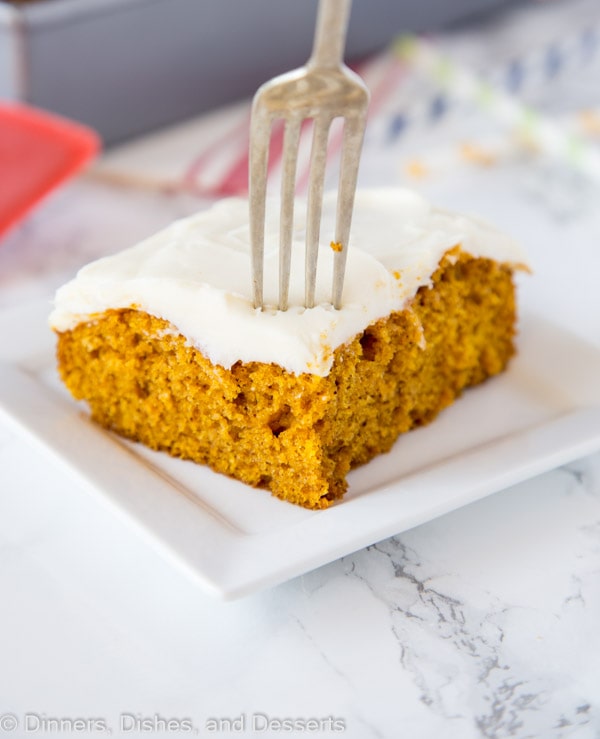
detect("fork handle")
(308, 0), (353, 70)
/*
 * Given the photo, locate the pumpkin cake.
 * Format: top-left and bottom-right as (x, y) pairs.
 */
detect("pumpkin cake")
(50, 188), (526, 509)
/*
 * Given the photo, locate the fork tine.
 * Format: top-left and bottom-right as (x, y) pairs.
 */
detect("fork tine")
(249, 0), (368, 312)
(279, 117), (302, 311)
(249, 106), (271, 309)
(332, 113), (367, 309)
(305, 115), (332, 309)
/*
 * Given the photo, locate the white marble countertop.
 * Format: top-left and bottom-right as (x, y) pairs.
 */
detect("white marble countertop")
(2, 2), (600, 737)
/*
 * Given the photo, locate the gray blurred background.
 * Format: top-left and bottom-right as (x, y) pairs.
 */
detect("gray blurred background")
(0, 0), (520, 144)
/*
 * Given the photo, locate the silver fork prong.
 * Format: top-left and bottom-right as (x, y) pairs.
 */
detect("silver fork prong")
(305, 116), (332, 309)
(249, 107), (271, 309)
(332, 113), (367, 309)
(279, 118), (302, 311)
(249, 0), (368, 313)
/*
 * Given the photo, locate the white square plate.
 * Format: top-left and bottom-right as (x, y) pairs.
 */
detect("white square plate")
(1, 301), (599, 599)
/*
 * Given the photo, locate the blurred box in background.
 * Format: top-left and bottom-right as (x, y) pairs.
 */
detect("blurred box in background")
(0, 0), (517, 145)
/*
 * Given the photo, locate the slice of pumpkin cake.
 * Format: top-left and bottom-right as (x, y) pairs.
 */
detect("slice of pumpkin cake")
(50, 188), (526, 509)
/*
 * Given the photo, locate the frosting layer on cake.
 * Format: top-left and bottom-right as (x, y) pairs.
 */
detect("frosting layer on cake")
(50, 188), (525, 376)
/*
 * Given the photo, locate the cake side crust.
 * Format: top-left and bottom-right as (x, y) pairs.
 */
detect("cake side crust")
(55, 250), (518, 509)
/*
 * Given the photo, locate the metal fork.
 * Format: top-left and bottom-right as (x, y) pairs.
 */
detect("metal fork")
(249, 0), (369, 311)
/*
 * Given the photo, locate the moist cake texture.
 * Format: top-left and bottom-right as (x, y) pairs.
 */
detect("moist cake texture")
(51, 189), (526, 509)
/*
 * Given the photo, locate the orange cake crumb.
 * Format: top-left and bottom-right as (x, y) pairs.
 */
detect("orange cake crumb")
(55, 250), (517, 509)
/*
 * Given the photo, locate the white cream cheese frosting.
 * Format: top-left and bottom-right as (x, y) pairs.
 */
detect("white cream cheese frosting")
(50, 188), (526, 376)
